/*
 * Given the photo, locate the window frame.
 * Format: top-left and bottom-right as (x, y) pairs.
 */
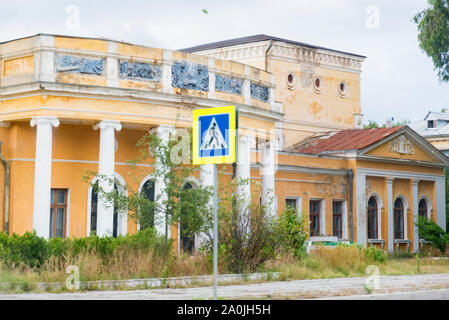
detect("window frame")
(50, 188), (68, 239)
(393, 198), (405, 240)
(367, 196), (378, 240)
(309, 200), (321, 237)
(332, 200), (343, 239)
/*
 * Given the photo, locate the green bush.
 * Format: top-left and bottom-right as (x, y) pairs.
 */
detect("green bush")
(416, 216), (449, 256)
(0, 232), (48, 269)
(364, 246), (386, 263)
(0, 228), (166, 270)
(276, 207), (308, 259)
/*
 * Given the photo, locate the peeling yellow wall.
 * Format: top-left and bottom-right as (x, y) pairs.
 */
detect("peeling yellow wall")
(3, 55), (34, 77)
(269, 59), (361, 147)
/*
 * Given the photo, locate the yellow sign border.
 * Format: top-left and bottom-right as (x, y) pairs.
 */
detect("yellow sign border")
(192, 105), (236, 165)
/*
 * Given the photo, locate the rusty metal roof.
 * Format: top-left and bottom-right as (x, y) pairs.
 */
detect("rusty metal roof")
(289, 126), (404, 155)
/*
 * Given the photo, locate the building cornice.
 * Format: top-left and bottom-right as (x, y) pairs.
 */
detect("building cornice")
(0, 81), (284, 123)
(192, 41), (364, 73)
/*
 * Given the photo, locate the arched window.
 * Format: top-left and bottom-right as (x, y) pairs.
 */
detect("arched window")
(140, 179), (155, 230)
(180, 182), (195, 253)
(394, 198), (404, 239)
(367, 197), (378, 239)
(418, 199), (428, 218)
(90, 182), (120, 237)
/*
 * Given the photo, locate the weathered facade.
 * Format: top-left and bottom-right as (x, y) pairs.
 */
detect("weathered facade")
(0, 34), (446, 252)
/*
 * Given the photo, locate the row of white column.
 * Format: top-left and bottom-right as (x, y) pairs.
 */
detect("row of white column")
(356, 173), (445, 252)
(31, 116), (124, 238)
(31, 118), (276, 239)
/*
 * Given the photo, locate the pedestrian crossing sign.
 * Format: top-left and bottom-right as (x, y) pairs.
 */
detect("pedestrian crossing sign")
(192, 105), (237, 165)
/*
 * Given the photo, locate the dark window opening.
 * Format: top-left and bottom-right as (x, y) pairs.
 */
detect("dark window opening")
(285, 198), (297, 211)
(180, 182), (195, 253)
(332, 201), (343, 239)
(309, 200), (321, 237)
(140, 180), (155, 230)
(394, 198), (404, 239)
(90, 181), (119, 237)
(367, 197), (378, 239)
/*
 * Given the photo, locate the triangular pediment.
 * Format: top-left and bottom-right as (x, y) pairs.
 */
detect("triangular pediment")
(360, 127), (449, 164)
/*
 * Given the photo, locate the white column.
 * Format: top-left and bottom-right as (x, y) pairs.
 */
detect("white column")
(387, 178), (395, 252)
(261, 140), (276, 216)
(154, 125), (175, 237)
(355, 172), (367, 247)
(412, 180), (420, 252)
(237, 135), (252, 212)
(94, 120), (122, 237)
(435, 177), (446, 231)
(30, 116), (59, 239)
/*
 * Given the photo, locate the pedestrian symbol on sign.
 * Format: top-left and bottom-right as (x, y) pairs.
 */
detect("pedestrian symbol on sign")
(200, 117), (228, 151)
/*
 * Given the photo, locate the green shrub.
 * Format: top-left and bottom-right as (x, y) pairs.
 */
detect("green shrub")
(416, 216), (448, 255)
(0, 232), (48, 269)
(276, 207), (308, 259)
(0, 228), (166, 270)
(364, 246), (386, 263)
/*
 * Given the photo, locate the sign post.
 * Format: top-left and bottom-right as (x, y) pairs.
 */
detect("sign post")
(192, 105), (237, 300)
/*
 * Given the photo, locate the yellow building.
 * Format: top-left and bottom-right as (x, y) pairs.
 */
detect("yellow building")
(0, 33), (446, 252)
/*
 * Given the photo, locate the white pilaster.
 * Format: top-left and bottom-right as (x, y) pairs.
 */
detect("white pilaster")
(93, 120), (122, 237)
(412, 180), (420, 252)
(261, 140), (276, 216)
(435, 178), (446, 232)
(36, 35), (55, 82)
(387, 178), (395, 252)
(106, 41), (119, 87)
(269, 74), (276, 111)
(30, 116), (59, 239)
(243, 65), (251, 105)
(162, 50), (173, 94)
(154, 125), (175, 237)
(355, 172), (367, 247)
(237, 135), (252, 212)
(208, 58), (216, 100)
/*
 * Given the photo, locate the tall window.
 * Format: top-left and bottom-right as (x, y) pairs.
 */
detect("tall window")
(394, 198), (404, 239)
(367, 197), (378, 239)
(180, 182), (195, 253)
(90, 182), (98, 234)
(50, 189), (68, 238)
(418, 199), (428, 218)
(140, 179), (155, 230)
(332, 201), (343, 239)
(309, 200), (320, 237)
(90, 182), (119, 237)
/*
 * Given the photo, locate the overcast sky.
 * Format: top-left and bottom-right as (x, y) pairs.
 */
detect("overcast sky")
(0, 0), (447, 124)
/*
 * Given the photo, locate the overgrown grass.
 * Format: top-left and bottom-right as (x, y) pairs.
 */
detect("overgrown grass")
(264, 245), (449, 281)
(0, 233), (448, 293)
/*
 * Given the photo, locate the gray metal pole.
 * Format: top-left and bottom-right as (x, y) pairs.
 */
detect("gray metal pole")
(213, 163), (218, 300)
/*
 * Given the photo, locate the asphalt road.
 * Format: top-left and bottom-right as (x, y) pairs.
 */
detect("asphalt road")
(0, 273), (448, 300)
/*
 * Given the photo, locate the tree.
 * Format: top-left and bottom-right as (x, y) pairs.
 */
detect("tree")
(414, 0), (449, 82)
(84, 129), (213, 255)
(363, 118), (410, 129)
